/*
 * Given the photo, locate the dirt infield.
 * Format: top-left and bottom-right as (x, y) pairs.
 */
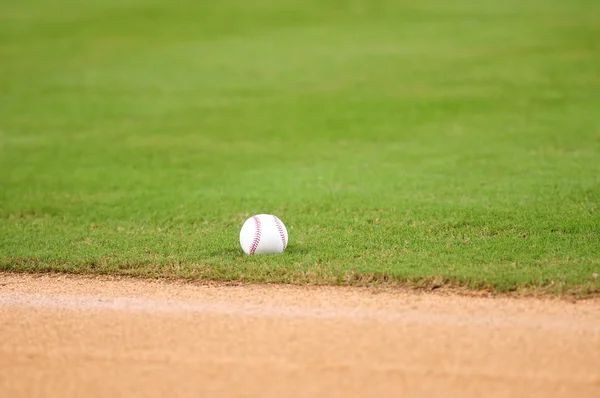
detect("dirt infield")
(1, 273), (599, 398)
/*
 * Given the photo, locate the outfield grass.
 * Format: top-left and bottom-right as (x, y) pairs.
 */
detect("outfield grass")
(1, 0), (599, 295)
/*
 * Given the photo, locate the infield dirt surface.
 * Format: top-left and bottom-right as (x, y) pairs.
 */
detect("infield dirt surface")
(1, 272), (599, 398)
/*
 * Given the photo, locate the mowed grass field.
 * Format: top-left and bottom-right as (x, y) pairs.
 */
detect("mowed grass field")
(1, 0), (599, 295)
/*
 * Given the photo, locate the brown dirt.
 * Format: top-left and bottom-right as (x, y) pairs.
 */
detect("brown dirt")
(1, 272), (599, 398)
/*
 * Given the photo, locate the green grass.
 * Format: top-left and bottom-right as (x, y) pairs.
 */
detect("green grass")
(1, 0), (599, 295)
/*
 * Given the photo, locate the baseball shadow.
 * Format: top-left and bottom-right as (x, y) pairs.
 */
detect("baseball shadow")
(282, 244), (310, 255)
(208, 244), (309, 257)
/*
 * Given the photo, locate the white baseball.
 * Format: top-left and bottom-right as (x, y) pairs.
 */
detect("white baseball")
(239, 214), (288, 255)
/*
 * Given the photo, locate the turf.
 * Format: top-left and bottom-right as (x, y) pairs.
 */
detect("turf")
(1, 0), (599, 295)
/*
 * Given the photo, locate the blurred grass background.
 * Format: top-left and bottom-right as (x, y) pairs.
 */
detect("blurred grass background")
(1, 0), (599, 295)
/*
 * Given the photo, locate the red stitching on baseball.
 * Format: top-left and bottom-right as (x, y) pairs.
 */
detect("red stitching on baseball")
(249, 216), (262, 255)
(273, 216), (287, 250)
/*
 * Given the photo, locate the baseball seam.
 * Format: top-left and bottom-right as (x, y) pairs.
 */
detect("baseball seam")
(273, 216), (287, 250)
(249, 216), (262, 255)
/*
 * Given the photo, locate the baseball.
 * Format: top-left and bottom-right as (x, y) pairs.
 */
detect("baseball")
(239, 214), (288, 255)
